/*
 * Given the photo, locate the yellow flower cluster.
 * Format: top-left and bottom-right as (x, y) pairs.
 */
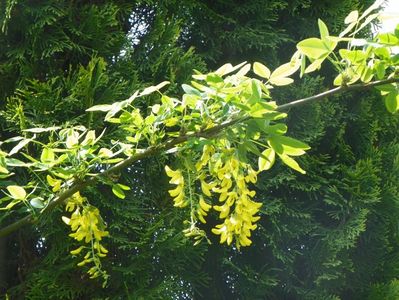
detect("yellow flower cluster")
(62, 192), (109, 280)
(65, 191), (84, 212)
(67, 206), (109, 243)
(199, 143), (262, 249)
(165, 165), (188, 207)
(165, 141), (262, 249)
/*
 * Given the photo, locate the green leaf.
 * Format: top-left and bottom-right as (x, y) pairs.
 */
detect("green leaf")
(249, 79), (262, 103)
(375, 61), (386, 79)
(206, 73), (224, 84)
(30, 198), (45, 209)
(269, 77), (294, 86)
(140, 81), (170, 96)
(304, 56), (326, 74)
(9, 138), (31, 156)
(258, 148), (275, 171)
(242, 140), (263, 158)
(182, 84), (201, 96)
(360, 66), (374, 83)
(264, 123), (287, 135)
(0, 157), (9, 174)
(236, 63), (251, 77)
(66, 131), (79, 148)
(339, 22), (357, 38)
(318, 19), (329, 39)
(297, 38), (330, 59)
(374, 47), (390, 60)
(23, 126), (61, 133)
(81, 130), (96, 146)
(5, 158), (31, 167)
(249, 103), (271, 118)
(0, 166), (8, 174)
(385, 92), (399, 113)
(7, 185), (26, 200)
(104, 100), (130, 121)
(378, 33), (399, 45)
(161, 95), (174, 107)
(344, 10), (358, 24)
(268, 138), (284, 155)
(353, 13), (379, 35)
(40, 148), (55, 163)
(253, 62), (271, 79)
(278, 154), (306, 174)
(215, 61), (247, 76)
(86, 104), (113, 112)
(375, 83), (397, 95)
(299, 55), (307, 78)
(214, 63), (233, 76)
(268, 135), (310, 157)
(112, 184), (125, 199)
(98, 148), (113, 158)
(102, 158), (124, 164)
(273, 135), (310, 150)
(333, 73), (344, 86)
(0, 199), (21, 210)
(359, 0), (383, 21)
(46, 175), (59, 187)
(3, 136), (24, 143)
(339, 49), (366, 64)
(270, 62), (299, 79)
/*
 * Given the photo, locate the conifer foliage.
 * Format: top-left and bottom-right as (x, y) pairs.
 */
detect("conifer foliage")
(0, 1), (398, 299)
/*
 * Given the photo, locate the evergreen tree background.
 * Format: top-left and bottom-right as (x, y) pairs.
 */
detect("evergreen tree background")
(0, 0), (399, 299)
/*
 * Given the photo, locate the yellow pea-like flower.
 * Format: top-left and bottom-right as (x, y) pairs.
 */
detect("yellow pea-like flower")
(165, 166), (183, 184)
(226, 233), (233, 245)
(69, 231), (85, 241)
(197, 213), (207, 224)
(199, 197), (212, 212)
(173, 192), (188, 207)
(200, 180), (213, 197)
(219, 191), (228, 202)
(165, 165), (187, 207)
(70, 246), (84, 255)
(245, 166), (258, 183)
(168, 185), (183, 197)
(239, 234), (252, 247)
(214, 204), (230, 219)
(196, 145), (215, 171)
(236, 175), (246, 189)
(169, 173), (184, 185)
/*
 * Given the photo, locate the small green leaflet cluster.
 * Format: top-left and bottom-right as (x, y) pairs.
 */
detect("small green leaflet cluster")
(0, 126), (125, 284)
(0, 2), (398, 285)
(296, 2), (399, 112)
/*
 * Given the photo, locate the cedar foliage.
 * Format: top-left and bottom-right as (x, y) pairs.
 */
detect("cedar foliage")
(1, 0), (398, 299)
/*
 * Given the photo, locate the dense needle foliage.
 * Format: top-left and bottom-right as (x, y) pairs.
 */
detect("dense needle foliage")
(0, 1), (398, 299)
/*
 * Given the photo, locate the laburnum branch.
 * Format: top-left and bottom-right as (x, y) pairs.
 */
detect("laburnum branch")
(0, 76), (398, 238)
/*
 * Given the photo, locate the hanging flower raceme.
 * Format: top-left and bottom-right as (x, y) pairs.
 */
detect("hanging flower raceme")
(165, 141), (264, 249)
(62, 192), (109, 283)
(165, 165), (187, 208)
(208, 149), (262, 249)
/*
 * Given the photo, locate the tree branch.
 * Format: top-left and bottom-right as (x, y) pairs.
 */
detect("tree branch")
(277, 77), (399, 110)
(0, 77), (398, 237)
